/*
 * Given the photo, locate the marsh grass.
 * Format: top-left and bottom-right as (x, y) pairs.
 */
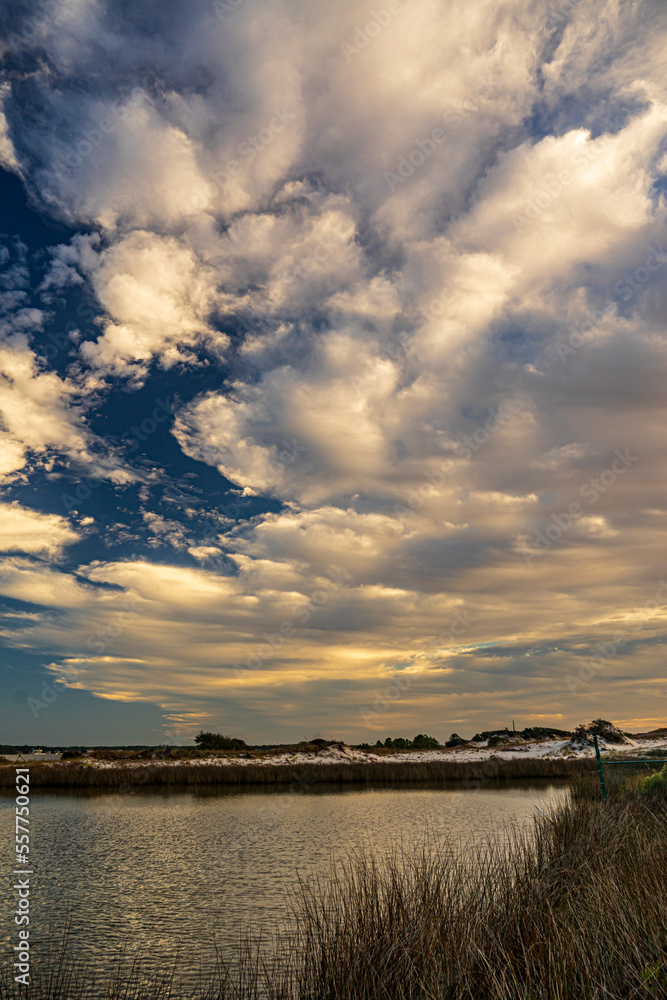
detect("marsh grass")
(4, 784), (667, 999)
(283, 792), (667, 1000)
(224, 789), (667, 999)
(0, 756), (594, 790)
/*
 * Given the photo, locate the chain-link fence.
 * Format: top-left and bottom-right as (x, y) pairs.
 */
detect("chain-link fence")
(594, 736), (667, 799)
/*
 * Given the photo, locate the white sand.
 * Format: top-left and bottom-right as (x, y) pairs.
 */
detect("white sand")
(84, 735), (667, 769)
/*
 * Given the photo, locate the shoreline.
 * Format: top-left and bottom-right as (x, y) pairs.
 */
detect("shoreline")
(0, 755), (596, 790)
(3, 733), (665, 790)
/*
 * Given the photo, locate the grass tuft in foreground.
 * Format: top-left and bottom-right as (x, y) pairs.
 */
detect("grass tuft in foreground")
(283, 791), (667, 1000)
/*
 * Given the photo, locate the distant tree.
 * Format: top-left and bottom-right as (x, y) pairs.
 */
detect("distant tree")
(413, 733), (440, 749)
(375, 740), (384, 747)
(194, 731), (247, 750)
(445, 733), (467, 747)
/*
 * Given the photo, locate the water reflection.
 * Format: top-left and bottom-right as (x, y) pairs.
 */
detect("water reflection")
(0, 781), (568, 989)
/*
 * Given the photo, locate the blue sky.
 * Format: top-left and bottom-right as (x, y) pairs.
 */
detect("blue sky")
(0, 0), (666, 745)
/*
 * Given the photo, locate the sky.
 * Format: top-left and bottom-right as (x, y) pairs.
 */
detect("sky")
(0, 0), (665, 746)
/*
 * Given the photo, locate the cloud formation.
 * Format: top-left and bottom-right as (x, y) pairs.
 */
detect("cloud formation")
(0, 0), (666, 740)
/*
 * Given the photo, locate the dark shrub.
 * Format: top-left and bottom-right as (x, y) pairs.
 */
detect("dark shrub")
(194, 731), (247, 750)
(521, 726), (572, 739)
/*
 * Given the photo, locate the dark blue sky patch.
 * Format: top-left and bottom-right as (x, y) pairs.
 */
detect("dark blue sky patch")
(526, 92), (650, 144)
(0, 169), (74, 248)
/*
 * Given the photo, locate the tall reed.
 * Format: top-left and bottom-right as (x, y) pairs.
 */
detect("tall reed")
(0, 756), (595, 789)
(281, 792), (667, 999)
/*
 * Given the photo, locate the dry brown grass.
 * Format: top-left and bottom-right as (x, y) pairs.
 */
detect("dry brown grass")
(279, 791), (667, 1000)
(0, 755), (595, 789)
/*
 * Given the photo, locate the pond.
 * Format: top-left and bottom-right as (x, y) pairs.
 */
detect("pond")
(0, 780), (568, 991)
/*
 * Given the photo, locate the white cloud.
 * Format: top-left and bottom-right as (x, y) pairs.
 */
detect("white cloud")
(173, 332), (407, 504)
(77, 230), (223, 379)
(0, 82), (19, 172)
(0, 503), (79, 557)
(453, 108), (667, 291)
(0, 334), (135, 483)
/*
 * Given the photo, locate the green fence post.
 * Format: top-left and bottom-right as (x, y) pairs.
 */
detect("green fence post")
(594, 735), (607, 801)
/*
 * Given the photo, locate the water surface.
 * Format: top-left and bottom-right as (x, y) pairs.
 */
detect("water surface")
(0, 781), (567, 988)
